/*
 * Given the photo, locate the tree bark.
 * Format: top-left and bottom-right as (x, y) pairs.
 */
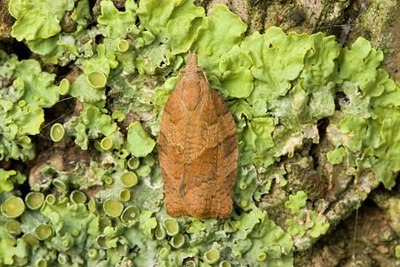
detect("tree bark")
(1, 0), (400, 265)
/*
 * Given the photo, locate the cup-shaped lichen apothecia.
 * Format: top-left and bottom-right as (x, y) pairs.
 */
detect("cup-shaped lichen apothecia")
(58, 78), (70, 96)
(34, 224), (54, 241)
(103, 198), (124, 217)
(88, 248), (98, 259)
(162, 218), (180, 237)
(45, 194), (56, 205)
(159, 247), (170, 260)
(219, 260), (232, 267)
(1, 196), (25, 218)
(203, 248), (220, 265)
(120, 171), (138, 187)
(50, 123), (65, 142)
(170, 233), (185, 249)
(120, 205), (139, 224)
(155, 223), (166, 240)
(22, 233), (39, 246)
(52, 178), (68, 193)
(4, 235), (16, 247)
(103, 176), (114, 186)
(118, 39), (130, 52)
(25, 192), (44, 210)
(57, 253), (69, 265)
(127, 157), (140, 170)
(5, 219), (22, 235)
(70, 190), (87, 204)
(118, 189), (131, 202)
(115, 242), (129, 257)
(96, 235), (107, 249)
(257, 252), (268, 262)
(61, 234), (73, 250)
(100, 136), (114, 151)
(35, 259), (48, 267)
(87, 71), (107, 89)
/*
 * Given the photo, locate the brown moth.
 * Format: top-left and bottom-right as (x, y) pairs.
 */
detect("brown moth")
(158, 53), (238, 218)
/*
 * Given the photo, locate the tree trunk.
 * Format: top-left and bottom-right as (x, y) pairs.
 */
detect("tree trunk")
(1, 0), (400, 266)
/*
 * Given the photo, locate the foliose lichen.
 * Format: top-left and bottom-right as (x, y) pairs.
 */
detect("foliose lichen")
(1, 0), (400, 266)
(0, 50), (59, 161)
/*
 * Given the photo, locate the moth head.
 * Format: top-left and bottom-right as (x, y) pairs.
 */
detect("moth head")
(181, 52), (204, 77)
(179, 52), (209, 111)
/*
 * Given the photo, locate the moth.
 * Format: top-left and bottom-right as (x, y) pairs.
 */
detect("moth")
(158, 53), (238, 218)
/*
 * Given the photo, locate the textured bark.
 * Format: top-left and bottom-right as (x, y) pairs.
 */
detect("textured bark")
(2, 0), (399, 264)
(158, 53), (238, 218)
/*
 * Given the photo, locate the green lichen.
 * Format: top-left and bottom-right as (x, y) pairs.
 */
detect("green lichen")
(285, 191), (308, 214)
(9, 0), (85, 65)
(9, 0), (75, 41)
(327, 146), (346, 165)
(126, 121), (156, 158)
(396, 245), (400, 258)
(66, 103), (119, 150)
(0, 169), (26, 193)
(50, 123), (65, 142)
(0, 50), (59, 160)
(25, 192), (44, 210)
(1, 0), (400, 266)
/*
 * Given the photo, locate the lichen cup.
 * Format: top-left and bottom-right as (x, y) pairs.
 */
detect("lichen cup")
(103, 198), (124, 217)
(87, 71), (107, 89)
(203, 248), (220, 265)
(5, 219), (22, 235)
(50, 123), (65, 142)
(118, 39), (130, 52)
(1, 196), (25, 218)
(120, 171), (138, 188)
(155, 224), (166, 240)
(34, 224), (53, 241)
(58, 78), (70, 96)
(120, 205), (139, 224)
(118, 189), (131, 202)
(25, 192), (44, 210)
(170, 233), (185, 249)
(159, 247), (170, 260)
(100, 136), (114, 151)
(257, 252), (268, 262)
(70, 190), (87, 204)
(219, 261), (231, 267)
(162, 218), (179, 236)
(127, 157), (140, 170)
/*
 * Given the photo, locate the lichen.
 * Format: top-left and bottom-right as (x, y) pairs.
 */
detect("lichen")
(0, 169), (26, 193)
(1, 0), (400, 266)
(0, 50), (59, 161)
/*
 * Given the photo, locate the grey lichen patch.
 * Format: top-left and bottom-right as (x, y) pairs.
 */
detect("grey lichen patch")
(284, 155), (327, 201)
(348, 0), (398, 47)
(297, 0), (350, 33)
(296, 191), (400, 266)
